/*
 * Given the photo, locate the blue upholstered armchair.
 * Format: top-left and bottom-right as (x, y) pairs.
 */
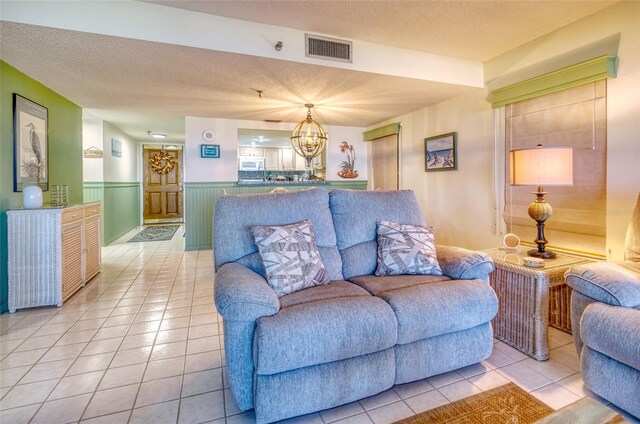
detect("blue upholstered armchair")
(565, 194), (640, 419)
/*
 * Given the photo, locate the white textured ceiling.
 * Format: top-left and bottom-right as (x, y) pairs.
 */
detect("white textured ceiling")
(0, 21), (476, 141)
(0, 0), (618, 142)
(146, 0), (617, 61)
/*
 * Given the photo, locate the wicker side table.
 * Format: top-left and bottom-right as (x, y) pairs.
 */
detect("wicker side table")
(483, 247), (591, 361)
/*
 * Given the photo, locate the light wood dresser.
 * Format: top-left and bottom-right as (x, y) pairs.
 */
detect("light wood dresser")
(7, 202), (101, 313)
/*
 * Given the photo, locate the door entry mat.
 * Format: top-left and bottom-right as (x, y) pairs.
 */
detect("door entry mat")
(127, 225), (180, 243)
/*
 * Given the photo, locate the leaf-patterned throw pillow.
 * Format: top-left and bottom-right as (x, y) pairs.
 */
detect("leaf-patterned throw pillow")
(252, 219), (330, 297)
(375, 220), (443, 276)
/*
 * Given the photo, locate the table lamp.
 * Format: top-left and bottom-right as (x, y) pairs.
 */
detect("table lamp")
(510, 144), (573, 259)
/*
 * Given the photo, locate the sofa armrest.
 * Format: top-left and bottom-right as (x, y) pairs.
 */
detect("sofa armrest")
(436, 245), (494, 280)
(581, 302), (640, 370)
(214, 263), (280, 321)
(565, 262), (640, 307)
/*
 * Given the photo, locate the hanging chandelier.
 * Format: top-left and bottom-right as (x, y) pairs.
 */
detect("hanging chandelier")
(291, 103), (327, 168)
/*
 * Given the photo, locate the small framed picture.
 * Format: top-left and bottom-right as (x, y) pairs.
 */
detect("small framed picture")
(201, 144), (220, 158)
(111, 138), (122, 158)
(425, 132), (457, 172)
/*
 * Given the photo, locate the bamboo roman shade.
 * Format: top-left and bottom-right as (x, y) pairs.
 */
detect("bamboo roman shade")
(365, 123), (401, 190)
(371, 134), (399, 190)
(504, 80), (607, 255)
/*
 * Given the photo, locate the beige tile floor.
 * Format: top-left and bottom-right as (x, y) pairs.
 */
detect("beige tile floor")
(1, 226), (638, 424)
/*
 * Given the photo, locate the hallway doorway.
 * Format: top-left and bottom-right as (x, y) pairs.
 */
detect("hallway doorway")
(143, 145), (183, 224)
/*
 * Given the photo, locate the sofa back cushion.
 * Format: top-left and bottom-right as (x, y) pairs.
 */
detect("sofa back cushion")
(214, 188), (343, 281)
(329, 189), (425, 278)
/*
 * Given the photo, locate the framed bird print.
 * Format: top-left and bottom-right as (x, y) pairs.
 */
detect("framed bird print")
(13, 94), (48, 192)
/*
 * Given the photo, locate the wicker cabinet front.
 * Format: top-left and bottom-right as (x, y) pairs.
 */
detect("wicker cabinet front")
(489, 263), (568, 361)
(8, 202), (101, 313)
(485, 248), (591, 361)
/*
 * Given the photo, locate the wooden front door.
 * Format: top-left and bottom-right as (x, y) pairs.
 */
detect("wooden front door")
(143, 149), (183, 222)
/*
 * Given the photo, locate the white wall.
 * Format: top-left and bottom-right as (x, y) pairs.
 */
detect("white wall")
(102, 121), (138, 182)
(484, 1), (640, 260)
(82, 112), (104, 182)
(83, 116), (139, 183)
(184, 116), (367, 182)
(371, 90), (500, 250)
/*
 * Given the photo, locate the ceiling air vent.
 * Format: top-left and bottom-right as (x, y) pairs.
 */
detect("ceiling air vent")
(305, 34), (352, 63)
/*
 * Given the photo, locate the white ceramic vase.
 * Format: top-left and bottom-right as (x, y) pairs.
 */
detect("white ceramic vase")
(23, 185), (43, 209)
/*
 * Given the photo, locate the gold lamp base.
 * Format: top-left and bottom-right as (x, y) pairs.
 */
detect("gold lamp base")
(527, 186), (556, 259)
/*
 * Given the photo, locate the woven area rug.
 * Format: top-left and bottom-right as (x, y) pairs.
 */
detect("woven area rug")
(394, 383), (553, 424)
(128, 225), (180, 242)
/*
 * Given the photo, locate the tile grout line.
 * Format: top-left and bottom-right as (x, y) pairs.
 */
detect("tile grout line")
(58, 244), (149, 422)
(73, 237), (176, 422)
(5, 245), (143, 420)
(128, 245), (186, 424)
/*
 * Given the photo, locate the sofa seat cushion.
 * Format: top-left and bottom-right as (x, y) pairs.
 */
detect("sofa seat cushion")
(352, 276), (498, 344)
(254, 296), (397, 375)
(279, 280), (371, 309)
(349, 274), (451, 296)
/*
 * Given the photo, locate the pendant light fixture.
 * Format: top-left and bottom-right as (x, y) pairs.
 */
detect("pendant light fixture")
(291, 104), (327, 168)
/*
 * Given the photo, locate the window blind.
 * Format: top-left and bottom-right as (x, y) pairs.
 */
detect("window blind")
(371, 134), (399, 190)
(504, 80), (607, 256)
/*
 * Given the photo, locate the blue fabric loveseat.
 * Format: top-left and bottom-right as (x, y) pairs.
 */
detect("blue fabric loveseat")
(213, 188), (498, 423)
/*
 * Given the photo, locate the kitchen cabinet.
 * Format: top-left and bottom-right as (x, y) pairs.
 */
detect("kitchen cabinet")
(294, 151), (307, 170)
(281, 148), (294, 170)
(7, 202), (102, 312)
(284, 148), (311, 170)
(312, 152), (325, 170)
(264, 148), (281, 170)
(239, 147), (264, 157)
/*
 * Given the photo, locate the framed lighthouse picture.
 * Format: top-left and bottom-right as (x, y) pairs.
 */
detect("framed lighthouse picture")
(13, 94), (48, 192)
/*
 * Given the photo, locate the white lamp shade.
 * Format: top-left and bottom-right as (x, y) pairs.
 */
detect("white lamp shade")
(510, 147), (573, 186)
(23, 185), (43, 209)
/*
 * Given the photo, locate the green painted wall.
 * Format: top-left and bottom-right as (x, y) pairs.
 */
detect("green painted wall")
(84, 182), (140, 246)
(185, 181), (368, 251)
(104, 182), (140, 245)
(0, 61), (83, 313)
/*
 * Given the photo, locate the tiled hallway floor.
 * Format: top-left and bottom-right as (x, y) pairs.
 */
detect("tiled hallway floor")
(1, 226), (638, 424)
